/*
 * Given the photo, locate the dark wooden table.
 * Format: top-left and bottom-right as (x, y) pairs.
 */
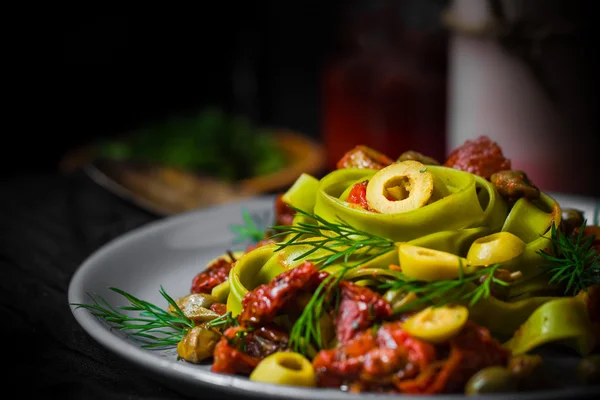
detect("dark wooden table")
(1, 170), (220, 399)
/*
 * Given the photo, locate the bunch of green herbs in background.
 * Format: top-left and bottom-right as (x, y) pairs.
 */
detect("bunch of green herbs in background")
(97, 108), (287, 181)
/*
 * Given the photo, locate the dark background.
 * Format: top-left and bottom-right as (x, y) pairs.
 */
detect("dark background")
(9, 0), (600, 182)
(13, 2), (343, 175)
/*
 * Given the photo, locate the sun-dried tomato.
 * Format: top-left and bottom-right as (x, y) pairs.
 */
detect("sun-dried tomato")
(347, 181), (372, 211)
(274, 193), (296, 226)
(210, 303), (227, 316)
(190, 258), (232, 294)
(397, 321), (510, 394)
(313, 320), (509, 394)
(313, 321), (436, 391)
(444, 136), (511, 180)
(239, 261), (323, 326)
(245, 238), (276, 253)
(212, 325), (289, 375)
(334, 282), (392, 345)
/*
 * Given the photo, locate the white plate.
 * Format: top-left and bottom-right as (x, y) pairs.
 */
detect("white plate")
(68, 193), (600, 400)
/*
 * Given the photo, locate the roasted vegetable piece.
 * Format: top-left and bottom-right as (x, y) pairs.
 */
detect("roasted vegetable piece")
(464, 366), (519, 394)
(169, 293), (220, 323)
(249, 351), (317, 387)
(336, 145), (394, 170)
(177, 325), (222, 363)
(466, 232), (526, 267)
(398, 244), (473, 281)
(490, 170), (540, 202)
(397, 150), (440, 165)
(402, 305), (469, 344)
(366, 161), (434, 214)
(444, 135), (511, 179)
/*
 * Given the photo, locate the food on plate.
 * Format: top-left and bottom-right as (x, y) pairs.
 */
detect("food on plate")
(72, 135), (600, 395)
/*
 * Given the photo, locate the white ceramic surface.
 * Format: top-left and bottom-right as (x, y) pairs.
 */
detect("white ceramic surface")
(68, 193), (600, 400)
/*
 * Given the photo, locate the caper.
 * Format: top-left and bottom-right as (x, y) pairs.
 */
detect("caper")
(465, 366), (519, 395)
(578, 354), (600, 385)
(177, 325), (221, 363)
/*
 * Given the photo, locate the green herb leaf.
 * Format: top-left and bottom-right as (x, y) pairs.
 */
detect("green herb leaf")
(378, 263), (507, 313)
(270, 206), (396, 268)
(230, 209), (271, 244)
(539, 220), (600, 295)
(71, 287), (193, 348)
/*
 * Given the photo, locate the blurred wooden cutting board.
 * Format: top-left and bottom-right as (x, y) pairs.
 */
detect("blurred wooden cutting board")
(61, 131), (325, 216)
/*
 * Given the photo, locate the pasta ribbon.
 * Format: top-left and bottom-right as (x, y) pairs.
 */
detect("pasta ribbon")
(314, 167), (497, 242)
(499, 193), (562, 281)
(504, 296), (596, 356)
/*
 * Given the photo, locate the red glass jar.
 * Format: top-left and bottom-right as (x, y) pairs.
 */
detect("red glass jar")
(322, 0), (448, 170)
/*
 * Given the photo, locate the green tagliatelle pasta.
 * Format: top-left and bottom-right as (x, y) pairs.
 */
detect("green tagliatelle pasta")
(219, 163), (596, 357)
(314, 167), (502, 242)
(504, 296), (596, 356)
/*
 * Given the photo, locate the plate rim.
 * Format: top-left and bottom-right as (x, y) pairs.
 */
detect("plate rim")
(68, 194), (600, 400)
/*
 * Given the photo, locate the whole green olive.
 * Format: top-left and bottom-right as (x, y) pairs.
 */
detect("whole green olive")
(508, 354), (544, 390)
(465, 366), (519, 395)
(177, 325), (221, 363)
(578, 354), (600, 385)
(249, 351), (316, 387)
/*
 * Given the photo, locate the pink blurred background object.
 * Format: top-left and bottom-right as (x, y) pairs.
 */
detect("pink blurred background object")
(446, 0), (599, 196)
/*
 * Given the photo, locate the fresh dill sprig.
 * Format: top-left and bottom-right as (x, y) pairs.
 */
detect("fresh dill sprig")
(72, 288), (239, 349)
(539, 220), (600, 295)
(378, 263), (509, 314)
(71, 286), (193, 348)
(230, 209), (271, 244)
(270, 206), (396, 268)
(288, 268), (347, 356)
(205, 311), (239, 329)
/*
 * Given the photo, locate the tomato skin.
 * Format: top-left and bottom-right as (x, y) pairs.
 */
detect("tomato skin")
(239, 261), (323, 326)
(191, 258), (232, 294)
(274, 193), (296, 226)
(347, 181), (371, 211)
(312, 321), (436, 391)
(313, 320), (510, 394)
(334, 282), (392, 345)
(212, 325), (289, 375)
